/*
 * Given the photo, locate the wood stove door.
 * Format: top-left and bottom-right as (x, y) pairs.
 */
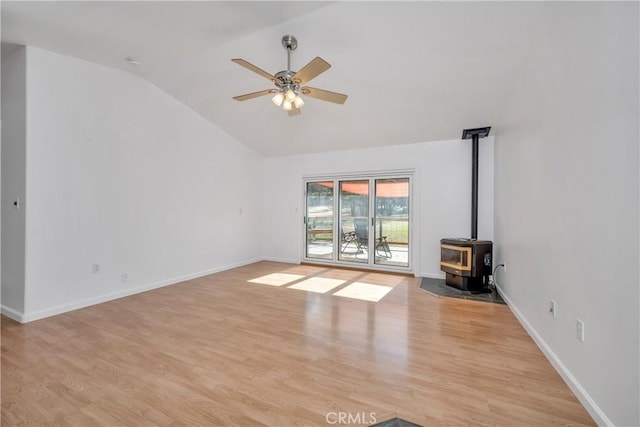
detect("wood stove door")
(440, 245), (472, 272)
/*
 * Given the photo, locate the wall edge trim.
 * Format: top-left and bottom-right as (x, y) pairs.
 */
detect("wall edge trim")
(1, 305), (25, 323)
(495, 284), (613, 427)
(17, 258), (262, 323)
(261, 256), (301, 264)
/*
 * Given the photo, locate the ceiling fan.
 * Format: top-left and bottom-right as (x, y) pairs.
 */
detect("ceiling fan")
(232, 35), (348, 117)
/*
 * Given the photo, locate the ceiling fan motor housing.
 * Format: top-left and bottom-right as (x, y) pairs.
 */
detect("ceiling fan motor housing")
(274, 70), (300, 92)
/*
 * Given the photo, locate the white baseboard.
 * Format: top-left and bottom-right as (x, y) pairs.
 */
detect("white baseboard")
(1, 304), (26, 323)
(261, 256), (301, 264)
(495, 285), (612, 427)
(419, 271), (445, 279)
(12, 258), (262, 324)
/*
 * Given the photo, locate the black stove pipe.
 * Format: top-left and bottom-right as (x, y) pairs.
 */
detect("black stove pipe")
(471, 133), (479, 240)
(461, 127), (491, 240)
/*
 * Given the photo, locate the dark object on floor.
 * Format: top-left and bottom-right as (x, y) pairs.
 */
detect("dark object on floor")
(419, 277), (505, 304)
(370, 417), (423, 427)
(440, 238), (493, 291)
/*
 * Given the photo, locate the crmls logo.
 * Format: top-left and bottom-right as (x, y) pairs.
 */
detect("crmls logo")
(325, 412), (377, 425)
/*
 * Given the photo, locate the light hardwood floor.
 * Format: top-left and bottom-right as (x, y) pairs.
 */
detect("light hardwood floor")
(1, 261), (594, 426)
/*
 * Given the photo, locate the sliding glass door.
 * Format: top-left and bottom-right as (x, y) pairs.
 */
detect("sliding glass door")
(304, 173), (411, 271)
(374, 178), (409, 267)
(338, 180), (369, 263)
(305, 181), (334, 260)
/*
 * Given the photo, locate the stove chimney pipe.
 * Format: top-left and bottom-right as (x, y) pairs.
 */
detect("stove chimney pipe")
(462, 127), (491, 240)
(471, 133), (479, 239)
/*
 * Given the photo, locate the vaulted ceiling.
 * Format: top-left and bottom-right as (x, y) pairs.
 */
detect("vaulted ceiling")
(2, 1), (547, 156)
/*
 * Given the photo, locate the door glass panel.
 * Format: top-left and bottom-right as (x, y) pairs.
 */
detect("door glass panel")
(441, 246), (471, 270)
(338, 180), (369, 263)
(305, 181), (334, 260)
(374, 178), (409, 267)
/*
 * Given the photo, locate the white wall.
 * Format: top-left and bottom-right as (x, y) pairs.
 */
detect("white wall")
(1, 47), (27, 317)
(494, 3), (639, 426)
(262, 137), (494, 277)
(4, 46), (263, 322)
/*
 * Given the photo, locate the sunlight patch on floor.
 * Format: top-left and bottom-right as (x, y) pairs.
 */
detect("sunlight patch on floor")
(333, 282), (394, 302)
(248, 273), (305, 286)
(288, 277), (346, 294)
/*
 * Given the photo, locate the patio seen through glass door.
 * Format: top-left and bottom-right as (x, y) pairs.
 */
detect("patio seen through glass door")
(305, 181), (334, 260)
(304, 176), (410, 270)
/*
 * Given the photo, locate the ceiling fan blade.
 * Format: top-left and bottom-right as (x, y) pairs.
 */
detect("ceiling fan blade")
(288, 107), (302, 117)
(233, 89), (276, 101)
(292, 57), (331, 85)
(231, 59), (275, 82)
(301, 87), (348, 104)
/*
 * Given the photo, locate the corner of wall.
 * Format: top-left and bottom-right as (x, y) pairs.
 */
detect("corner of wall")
(1, 45), (28, 317)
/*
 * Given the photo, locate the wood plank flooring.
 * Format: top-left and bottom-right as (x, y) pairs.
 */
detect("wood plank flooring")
(1, 261), (594, 426)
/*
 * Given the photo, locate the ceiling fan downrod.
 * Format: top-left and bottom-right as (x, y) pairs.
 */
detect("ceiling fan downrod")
(281, 35), (297, 73)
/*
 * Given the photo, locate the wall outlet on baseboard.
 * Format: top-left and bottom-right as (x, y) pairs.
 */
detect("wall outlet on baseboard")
(576, 319), (585, 342)
(121, 273), (128, 282)
(92, 264), (100, 274)
(549, 300), (556, 317)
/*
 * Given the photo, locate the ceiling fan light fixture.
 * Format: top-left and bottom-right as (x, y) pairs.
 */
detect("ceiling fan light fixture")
(282, 99), (293, 111)
(272, 92), (285, 107)
(285, 89), (297, 102)
(294, 95), (304, 108)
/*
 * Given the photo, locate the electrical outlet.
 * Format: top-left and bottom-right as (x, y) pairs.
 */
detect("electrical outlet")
(549, 300), (556, 317)
(121, 273), (128, 282)
(502, 263), (506, 272)
(92, 264), (100, 274)
(576, 319), (585, 342)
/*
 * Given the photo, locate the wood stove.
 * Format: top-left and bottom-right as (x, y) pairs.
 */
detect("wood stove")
(441, 238), (492, 290)
(440, 127), (493, 291)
